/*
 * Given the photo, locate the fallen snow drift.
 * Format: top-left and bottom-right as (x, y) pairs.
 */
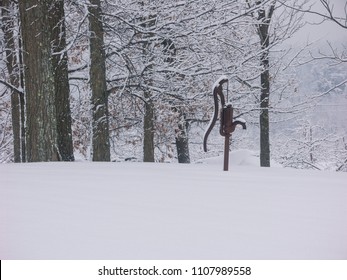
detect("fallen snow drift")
(1, 158), (346, 259)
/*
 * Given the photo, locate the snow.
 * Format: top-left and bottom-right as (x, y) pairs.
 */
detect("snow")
(1, 150), (347, 260)
(198, 149), (264, 167)
(234, 117), (246, 124)
(212, 75), (228, 91)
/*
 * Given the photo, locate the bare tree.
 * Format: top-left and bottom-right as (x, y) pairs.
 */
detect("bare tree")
(19, 0), (59, 162)
(244, 0), (276, 167)
(280, 0), (347, 29)
(88, 0), (110, 161)
(141, 13), (156, 163)
(242, 0), (306, 167)
(0, 0), (22, 162)
(257, 1), (276, 167)
(51, 0), (75, 161)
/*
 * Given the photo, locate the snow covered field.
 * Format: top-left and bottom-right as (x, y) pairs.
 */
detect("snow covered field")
(1, 151), (346, 260)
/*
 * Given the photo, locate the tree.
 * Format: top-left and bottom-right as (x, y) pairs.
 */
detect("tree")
(0, 0), (22, 162)
(103, 0), (261, 163)
(242, 0), (306, 167)
(281, 0), (347, 171)
(2, 0), (310, 166)
(141, 13), (156, 162)
(19, 0), (59, 162)
(317, 0), (347, 29)
(243, 0), (277, 167)
(174, 108), (190, 163)
(257, 1), (275, 167)
(88, 0), (110, 161)
(51, 0), (75, 161)
(280, 0), (347, 30)
(162, 39), (190, 163)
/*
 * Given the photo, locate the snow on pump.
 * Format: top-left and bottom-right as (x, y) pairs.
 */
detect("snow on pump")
(203, 77), (246, 171)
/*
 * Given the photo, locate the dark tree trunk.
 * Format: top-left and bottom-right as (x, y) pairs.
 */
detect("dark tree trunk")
(173, 108), (190, 163)
(19, 0), (59, 162)
(175, 121), (190, 163)
(259, 49), (270, 167)
(18, 31), (26, 162)
(257, 3), (275, 167)
(10, 91), (21, 162)
(162, 39), (190, 164)
(50, 0), (74, 161)
(142, 14), (156, 162)
(88, 0), (110, 161)
(1, 0), (21, 162)
(143, 93), (155, 162)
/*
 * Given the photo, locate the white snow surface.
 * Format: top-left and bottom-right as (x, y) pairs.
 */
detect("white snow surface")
(1, 150), (347, 260)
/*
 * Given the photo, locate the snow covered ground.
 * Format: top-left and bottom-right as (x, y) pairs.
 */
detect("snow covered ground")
(1, 150), (346, 260)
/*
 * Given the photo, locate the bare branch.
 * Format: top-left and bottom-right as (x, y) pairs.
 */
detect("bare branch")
(0, 79), (24, 95)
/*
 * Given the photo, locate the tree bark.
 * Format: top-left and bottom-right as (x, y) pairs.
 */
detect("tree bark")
(88, 0), (110, 161)
(1, 0), (21, 162)
(257, 3), (275, 167)
(19, 0), (59, 162)
(143, 93), (155, 162)
(162, 39), (190, 164)
(18, 34), (26, 162)
(173, 108), (190, 163)
(50, 0), (75, 161)
(142, 14), (156, 162)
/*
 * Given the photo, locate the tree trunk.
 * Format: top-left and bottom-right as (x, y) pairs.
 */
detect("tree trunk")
(18, 30), (26, 162)
(142, 14), (156, 162)
(19, 0), (59, 162)
(51, 0), (74, 161)
(259, 49), (270, 167)
(173, 108), (190, 163)
(162, 39), (190, 163)
(1, 0), (21, 162)
(143, 93), (155, 162)
(175, 122), (190, 163)
(10, 92), (21, 162)
(88, 0), (110, 161)
(257, 3), (275, 167)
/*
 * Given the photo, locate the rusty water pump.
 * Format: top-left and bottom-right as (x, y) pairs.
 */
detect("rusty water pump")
(203, 77), (246, 171)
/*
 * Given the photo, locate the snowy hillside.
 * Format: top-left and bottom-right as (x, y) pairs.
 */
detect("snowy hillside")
(1, 151), (346, 260)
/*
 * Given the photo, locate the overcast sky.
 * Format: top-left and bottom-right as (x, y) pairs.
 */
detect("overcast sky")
(295, 0), (346, 44)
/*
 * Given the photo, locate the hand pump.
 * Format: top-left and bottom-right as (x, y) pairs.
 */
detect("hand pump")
(203, 77), (246, 171)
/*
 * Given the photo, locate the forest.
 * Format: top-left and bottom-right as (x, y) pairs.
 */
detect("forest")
(0, 0), (346, 171)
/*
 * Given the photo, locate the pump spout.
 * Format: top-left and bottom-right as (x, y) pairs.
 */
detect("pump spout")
(232, 119), (246, 130)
